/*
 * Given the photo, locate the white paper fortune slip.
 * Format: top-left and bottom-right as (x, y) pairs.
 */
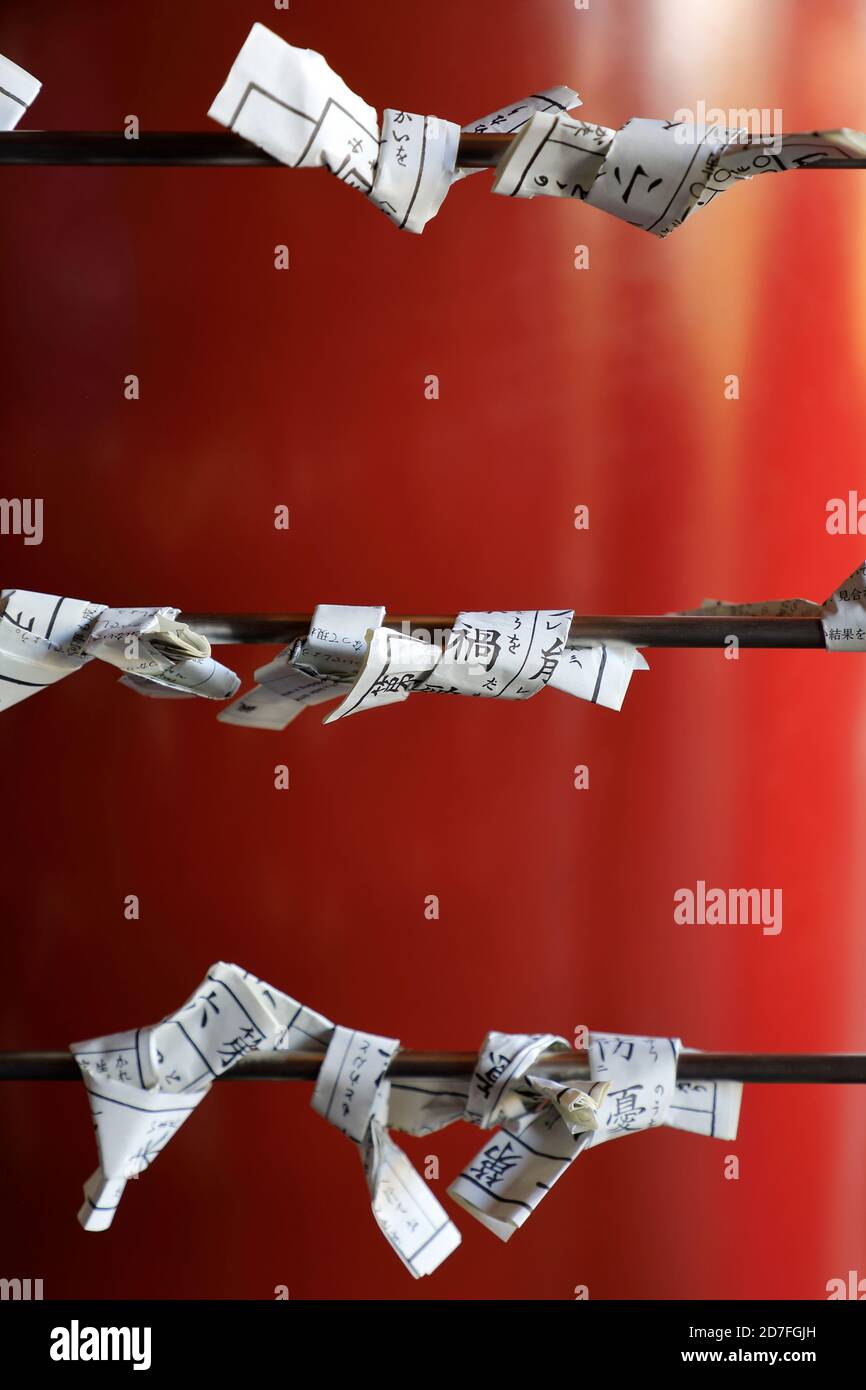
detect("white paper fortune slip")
(492, 115), (866, 237)
(209, 27), (865, 239)
(220, 607), (645, 729)
(0, 52), (40, 130)
(448, 1031), (742, 1241)
(209, 22), (579, 234)
(311, 1025), (461, 1277)
(0, 589), (240, 713)
(72, 962), (334, 1231)
(323, 610), (646, 722)
(676, 557), (866, 652)
(218, 603), (385, 730)
(72, 971), (743, 1271)
(73, 962), (459, 1276)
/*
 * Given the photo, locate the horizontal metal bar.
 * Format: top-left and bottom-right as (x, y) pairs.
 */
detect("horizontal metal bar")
(178, 613), (828, 650)
(1, 132), (865, 171)
(2, 1050), (865, 1083)
(0, 131), (512, 169)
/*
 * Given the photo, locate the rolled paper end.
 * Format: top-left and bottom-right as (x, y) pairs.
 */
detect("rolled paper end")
(118, 673), (197, 700)
(77, 1169), (126, 1232)
(152, 657), (242, 700)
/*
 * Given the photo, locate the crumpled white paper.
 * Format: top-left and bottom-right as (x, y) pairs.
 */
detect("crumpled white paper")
(325, 609), (573, 721)
(220, 604), (647, 728)
(209, 26), (865, 239)
(492, 114), (866, 236)
(218, 603), (385, 730)
(677, 558), (866, 651)
(447, 1030), (742, 1241)
(72, 968), (742, 1274)
(0, 52), (40, 130)
(0, 589), (240, 712)
(311, 1024), (461, 1276)
(73, 962), (459, 1276)
(209, 22), (579, 234)
(72, 962), (333, 1231)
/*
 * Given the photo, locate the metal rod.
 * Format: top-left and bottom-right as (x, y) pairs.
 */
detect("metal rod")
(0, 131), (513, 169)
(177, 613), (828, 650)
(1, 131), (864, 171)
(2, 1050), (865, 1083)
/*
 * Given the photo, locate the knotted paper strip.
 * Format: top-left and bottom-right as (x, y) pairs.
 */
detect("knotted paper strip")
(324, 610), (646, 722)
(492, 116), (866, 237)
(73, 961), (459, 1276)
(448, 1030), (742, 1242)
(72, 962), (333, 1231)
(219, 603), (385, 730)
(221, 605), (646, 728)
(311, 1025), (461, 1277)
(72, 971), (742, 1270)
(0, 589), (240, 713)
(0, 52), (40, 130)
(209, 23), (579, 234)
(210, 27), (864, 239)
(677, 558), (866, 652)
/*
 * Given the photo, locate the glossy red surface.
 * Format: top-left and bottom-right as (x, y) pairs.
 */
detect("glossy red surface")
(2, 0), (866, 1299)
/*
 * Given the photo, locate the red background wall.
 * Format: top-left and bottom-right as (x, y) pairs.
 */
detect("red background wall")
(2, 0), (866, 1300)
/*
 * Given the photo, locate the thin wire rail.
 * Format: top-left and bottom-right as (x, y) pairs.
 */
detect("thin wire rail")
(2, 1050), (865, 1083)
(1, 131), (865, 170)
(176, 613), (828, 650)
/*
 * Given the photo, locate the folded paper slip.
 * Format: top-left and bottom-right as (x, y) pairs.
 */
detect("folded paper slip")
(208, 22), (579, 234)
(209, 24), (866, 238)
(0, 589), (240, 712)
(219, 603), (648, 730)
(676, 556), (866, 651)
(72, 963), (741, 1276)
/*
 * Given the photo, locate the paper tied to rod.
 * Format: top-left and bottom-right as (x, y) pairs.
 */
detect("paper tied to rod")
(493, 114), (866, 237)
(218, 602), (386, 729)
(324, 610), (647, 721)
(0, 589), (240, 713)
(208, 21), (579, 234)
(73, 961), (459, 1276)
(386, 1029), (740, 1244)
(72, 962), (333, 1231)
(677, 558), (866, 652)
(447, 1031), (742, 1242)
(0, 52), (40, 130)
(71, 966), (743, 1272)
(220, 605), (646, 728)
(209, 26), (865, 239)
(311, 1025), (461, 1277)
